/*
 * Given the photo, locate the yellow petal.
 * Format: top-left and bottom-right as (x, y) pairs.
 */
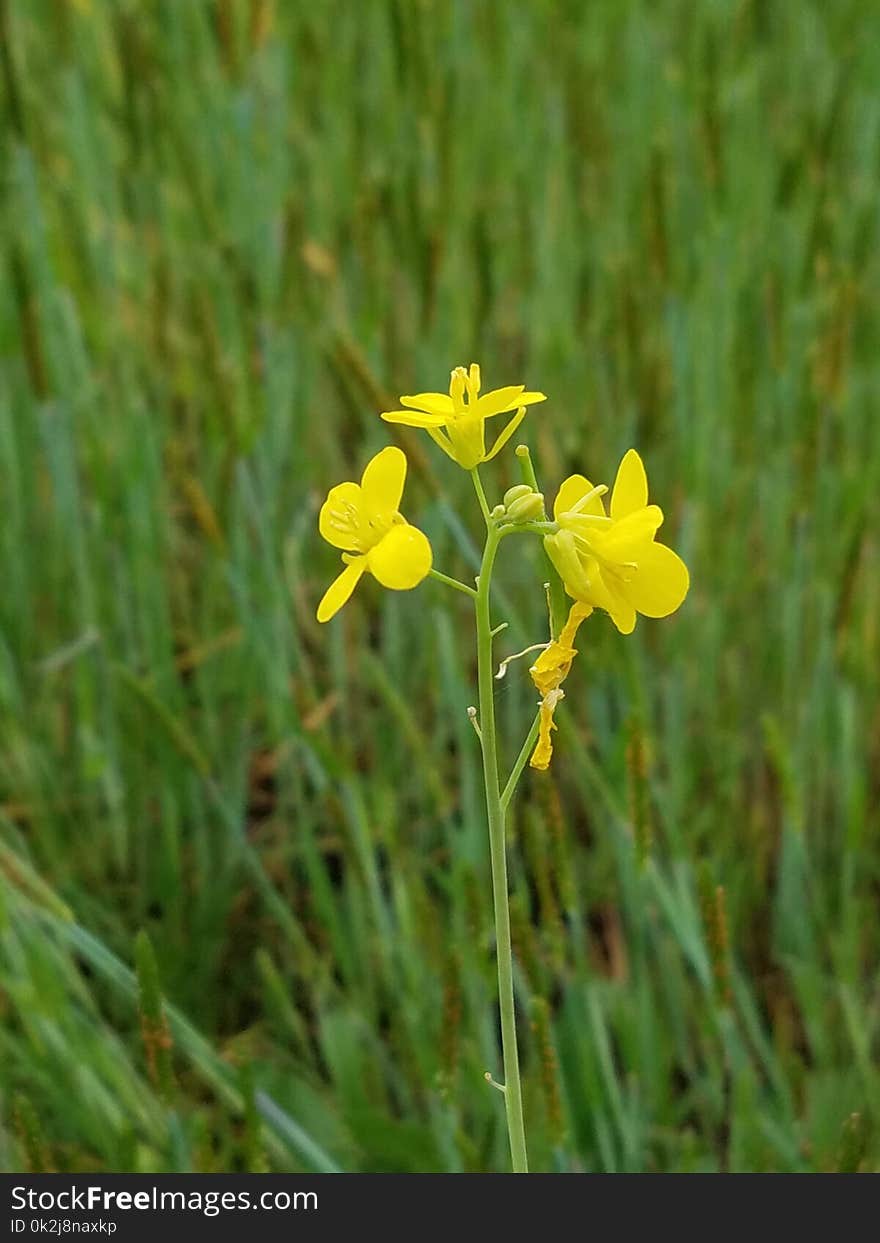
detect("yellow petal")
(544, 530), (593, 600)
(529, 694), (562, 771)
(446, 415), (486, 470)
(474, 385), (525, 418)
(380, 410), (447, 428)
(561, 557), (635, 634)
(529, 724), (554, 770)
(425, 426), (458, 460)
(595, 568), (637, 634)
(558, 601), (593, 646)
(554, 475), (606, 521)
(367, 524), (432, 589)
(610, 449), (648, 520)
(400, 393), (454, 417)
(594, 505), (663, 560)
(319, 481), (365, 550)
(484, 406), (526, 462)
(607, 600), (636, 634)
(621, 542), (689, 618)
(361, 445), (407, 515)
(517, 391), (547, 406)
(316, 558), (366, 622)
(530, 641), (576, 697)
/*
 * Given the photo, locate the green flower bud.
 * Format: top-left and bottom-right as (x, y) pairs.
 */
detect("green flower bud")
(503, 484), (533, 508)
(506, 489), (545, 522)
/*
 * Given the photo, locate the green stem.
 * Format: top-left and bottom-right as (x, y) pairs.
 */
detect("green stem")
(471, 466), (492, 526)
(514, 443), (568, 639)
(501, 711), (541, 812)
(428, 568), (477, 598)
(497, 520), (558, 537)
(475, 521), (528, 1173)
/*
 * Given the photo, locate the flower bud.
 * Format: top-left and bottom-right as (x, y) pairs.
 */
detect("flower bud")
(503, 484), (532, 507)
(504, 486), (545, 522)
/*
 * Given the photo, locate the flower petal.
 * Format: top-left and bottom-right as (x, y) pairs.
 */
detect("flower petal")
(544, 530), (593, 600)
(610, 449), (648, 520)
(484, 406), (527, 461)
(554, 475), (606, 521)
(367, 524), (432, 590)
(594, 505), (663, 560)
(446, 415), (486, 470)
(474, 385), (525, 418)
(319, 481), (365, 550)
(530, 641), (576, 697)
(316, 558), (366, 622)
(381, 409), (447, 428)
(425, 426), (458, 460)
(558, 601), (593, 646)
(529, 698), (558, 771)
(360, 445), (407, 515)
(594, 568), (637, 634)
(518, 391), (547, 407)
(620, 541), (689, 618)
(400, 393), (454, 416)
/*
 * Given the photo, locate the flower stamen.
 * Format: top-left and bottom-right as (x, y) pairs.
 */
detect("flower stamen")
(495, 642), (550, 681)
(563, 483), (608, 516)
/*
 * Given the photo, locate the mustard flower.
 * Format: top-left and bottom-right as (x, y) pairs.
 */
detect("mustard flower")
(544, 449), (689, 635)
(380, 363), (546, 471)
(317, 446), (432, 622)
(528, 602), (592, 771)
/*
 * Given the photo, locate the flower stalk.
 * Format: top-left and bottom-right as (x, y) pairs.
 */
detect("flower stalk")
(473, 509), (529, 1173)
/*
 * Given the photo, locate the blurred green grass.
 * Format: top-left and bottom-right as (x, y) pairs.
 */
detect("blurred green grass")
(1, 0), (878, 1172)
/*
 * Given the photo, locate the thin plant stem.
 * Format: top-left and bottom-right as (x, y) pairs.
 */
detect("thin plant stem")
(515, 443), (568, 639)
(474, 515), (528, 1173)
(497, 520), (557, 537)
(428, 568), (477, 598)
(501, 711), (540, 812)
(471, 466), (492, 526)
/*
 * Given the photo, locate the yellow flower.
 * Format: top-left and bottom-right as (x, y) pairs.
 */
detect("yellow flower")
(528, 602), (592, 771)
(317, 446), (432, 622)
(544, 449), (689, 635)
(380, 363), (546, 470)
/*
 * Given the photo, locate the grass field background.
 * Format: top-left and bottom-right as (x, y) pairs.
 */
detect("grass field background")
(2, 0), (879, 1173)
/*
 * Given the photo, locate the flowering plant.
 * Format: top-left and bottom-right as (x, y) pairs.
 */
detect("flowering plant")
(318, 365), (689, 1171)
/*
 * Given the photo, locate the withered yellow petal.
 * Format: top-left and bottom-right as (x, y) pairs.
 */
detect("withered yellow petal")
(558, 601), (593, 646)
(530, 693), (563, 771)
(530, 642), (575, 698)
(529, 718), (555, 770)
